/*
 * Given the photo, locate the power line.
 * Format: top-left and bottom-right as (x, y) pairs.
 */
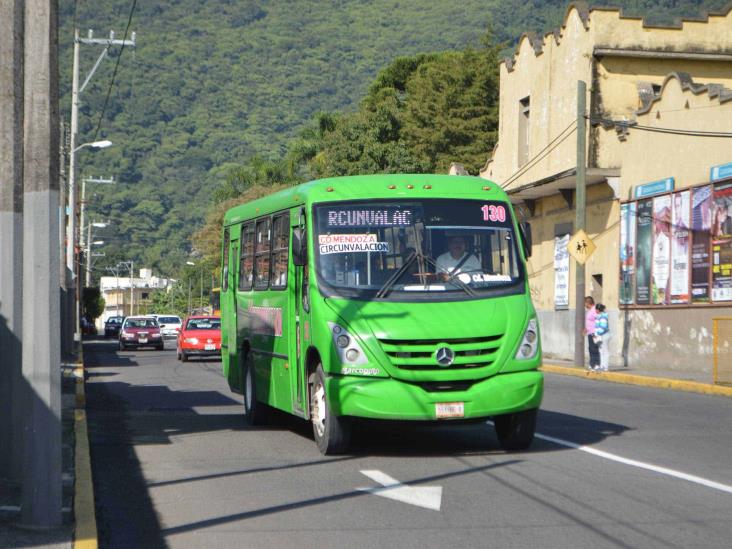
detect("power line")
(92, 0), (138, 141)
(501, 120), (577, 189)
(590, 117), (732, 138)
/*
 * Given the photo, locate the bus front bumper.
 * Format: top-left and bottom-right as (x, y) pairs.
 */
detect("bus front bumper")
(327, 370), (543, 420)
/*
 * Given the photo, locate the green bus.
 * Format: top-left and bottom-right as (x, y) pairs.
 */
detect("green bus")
(221, 174), (542, 454)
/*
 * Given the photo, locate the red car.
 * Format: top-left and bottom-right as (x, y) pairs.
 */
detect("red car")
(119, 316), (164, 351)
(177, 316), (222, 362)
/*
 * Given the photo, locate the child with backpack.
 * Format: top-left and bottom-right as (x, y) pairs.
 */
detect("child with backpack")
(593, 303), (609, 371)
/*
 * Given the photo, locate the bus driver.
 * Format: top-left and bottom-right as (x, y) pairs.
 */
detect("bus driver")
(436, 235), (480, 280)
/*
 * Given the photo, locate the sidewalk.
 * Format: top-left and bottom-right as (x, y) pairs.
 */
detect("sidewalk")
(542, 359), (732, 397)
(0, 364), (77, 549)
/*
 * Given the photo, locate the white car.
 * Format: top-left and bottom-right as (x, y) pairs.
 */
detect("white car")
(153, 314), (183, 338)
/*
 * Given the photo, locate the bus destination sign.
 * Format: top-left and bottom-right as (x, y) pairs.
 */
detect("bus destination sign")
(327, 208), (413, 228)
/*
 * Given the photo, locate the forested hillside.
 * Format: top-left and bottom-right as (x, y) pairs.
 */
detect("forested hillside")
(61, 0), (730, 279)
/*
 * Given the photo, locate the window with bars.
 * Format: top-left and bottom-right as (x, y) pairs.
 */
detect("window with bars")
(254, 218), (272, 289)
(239, 223), (255, 291)
(270, 214), (290, 289)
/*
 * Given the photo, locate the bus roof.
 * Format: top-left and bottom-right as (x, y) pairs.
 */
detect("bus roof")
(223, 174), (506, 226)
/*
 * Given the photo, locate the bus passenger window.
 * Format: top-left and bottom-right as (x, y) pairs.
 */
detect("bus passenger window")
(254, 218), (271, 289)
(270, 214), (290, 288)
(239, 223), (255, 290)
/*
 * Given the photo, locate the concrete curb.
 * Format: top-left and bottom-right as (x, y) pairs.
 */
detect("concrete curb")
(541, 364), (732, 398)
(73, 354), (98, 549)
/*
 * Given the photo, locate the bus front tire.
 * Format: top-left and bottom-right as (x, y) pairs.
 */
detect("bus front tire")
(181, 351), (188, 362)
(494, 408), (537, 451)
(310, 365), (350, 455)
(243, 354), (269, 426)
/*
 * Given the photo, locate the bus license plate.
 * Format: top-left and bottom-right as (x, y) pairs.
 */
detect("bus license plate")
(138, 337), (147, 344)
(204, 343), (215, 351)
(436, 402), (464, 418)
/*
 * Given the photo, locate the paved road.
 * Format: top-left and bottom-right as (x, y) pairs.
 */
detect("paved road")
(84, 338), (732, 548)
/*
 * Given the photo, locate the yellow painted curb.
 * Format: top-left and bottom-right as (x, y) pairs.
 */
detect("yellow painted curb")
(74, 363), (98, 549)
(541, 364), (732, 398)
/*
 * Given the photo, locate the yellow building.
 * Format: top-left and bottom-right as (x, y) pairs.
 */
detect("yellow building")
(481, 2), (732, 374)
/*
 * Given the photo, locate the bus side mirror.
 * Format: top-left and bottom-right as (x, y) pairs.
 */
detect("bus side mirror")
(292, 229), (306, 266)
(519, 222), (532, 258)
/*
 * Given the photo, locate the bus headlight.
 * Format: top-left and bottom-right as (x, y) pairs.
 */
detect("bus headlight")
(185, 337), (199, 345)
(515, 318), (539, 360)
(328, 322), (368, 365)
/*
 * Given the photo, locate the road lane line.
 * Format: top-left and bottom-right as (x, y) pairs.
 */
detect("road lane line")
(358, 470), (443, 511)
(535, 432), (732, 495)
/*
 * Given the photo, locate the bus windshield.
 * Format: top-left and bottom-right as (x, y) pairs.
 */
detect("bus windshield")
(314, 199), (523, 300)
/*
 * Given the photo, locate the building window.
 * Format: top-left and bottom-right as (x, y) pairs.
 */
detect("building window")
(518, 96), (530, 167)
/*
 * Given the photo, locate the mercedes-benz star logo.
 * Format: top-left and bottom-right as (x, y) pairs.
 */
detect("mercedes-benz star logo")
(435, 346), (455, 367)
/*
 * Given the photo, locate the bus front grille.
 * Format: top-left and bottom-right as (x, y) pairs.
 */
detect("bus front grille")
(378, 335), (503, 370)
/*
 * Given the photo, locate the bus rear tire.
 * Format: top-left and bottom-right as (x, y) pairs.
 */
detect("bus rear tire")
(243, 353), (269, 426)
(310, 365), (350, 455)
(494, 408), (537, 451)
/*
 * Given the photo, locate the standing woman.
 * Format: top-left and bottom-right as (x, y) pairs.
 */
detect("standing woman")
(582, 296), (599, 370)
(594, 303), (609, 371)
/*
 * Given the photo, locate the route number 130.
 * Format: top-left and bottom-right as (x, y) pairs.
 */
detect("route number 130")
(481, 204), (506, 222)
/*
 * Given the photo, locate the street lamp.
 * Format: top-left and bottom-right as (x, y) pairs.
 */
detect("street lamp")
(84, 220), (109, 286)
(72, 139), (112, 153)
(67, 139), (113, 346)
(186, 261), (195, 315)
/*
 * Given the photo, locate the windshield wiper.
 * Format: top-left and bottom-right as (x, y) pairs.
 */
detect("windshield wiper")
(376, 250), (418, 298)
(375, 252), (476, 298)
(422, 255), (476, 297)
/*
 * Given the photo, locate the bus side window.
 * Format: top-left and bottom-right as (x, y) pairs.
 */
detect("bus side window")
(270, 213), (290, 289)
(222, 227), (230, 292)
(254, 217), (271, 290)
(239, 222), (255, 290)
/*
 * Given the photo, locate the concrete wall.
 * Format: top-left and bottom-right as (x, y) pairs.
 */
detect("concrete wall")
(612, 74), (732, 196)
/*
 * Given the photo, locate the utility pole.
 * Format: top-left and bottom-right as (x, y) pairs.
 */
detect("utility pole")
(79, 175), (113, 268)
(21, 0), (61, 528)
(574, 80), (587, 368)
(0, 0), (25, 483)
(66, 29), (134, 349)
(118, 260), (135, 316)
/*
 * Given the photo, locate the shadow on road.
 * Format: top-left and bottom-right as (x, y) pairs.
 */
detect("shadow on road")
(81, 338), (632, 546)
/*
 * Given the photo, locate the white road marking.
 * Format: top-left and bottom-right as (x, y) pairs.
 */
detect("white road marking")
(358, 469), (443, 511)
(535, 432), (732, 495)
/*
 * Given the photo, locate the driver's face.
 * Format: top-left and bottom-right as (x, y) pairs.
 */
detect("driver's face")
(449, 237), (465, 256)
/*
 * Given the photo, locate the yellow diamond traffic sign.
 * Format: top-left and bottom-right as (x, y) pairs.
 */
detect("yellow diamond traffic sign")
(567, 229), (596, 264)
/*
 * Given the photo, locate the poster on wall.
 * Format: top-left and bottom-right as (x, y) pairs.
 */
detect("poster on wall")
(619, 203), (636, 304)
(635, 199), (653, 304)
(691, 186), (712, 302)
(712, 182), (732, 301)
(670, 191), (690, 303)
(652, 195), (672, 305)
(554, 234), (570, 309)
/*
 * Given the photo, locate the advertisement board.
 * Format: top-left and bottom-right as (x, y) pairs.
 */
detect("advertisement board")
(652, 195), (672, 305)
(619, 203), (636, 304)
(691, 186), (712, 303)
(670, 191), (690, 303)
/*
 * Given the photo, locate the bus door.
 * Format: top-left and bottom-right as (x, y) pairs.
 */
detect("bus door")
(290, 208), (309, 417)
(223, 229), (240, 391)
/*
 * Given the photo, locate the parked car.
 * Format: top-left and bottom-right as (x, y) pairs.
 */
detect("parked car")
(152, 314), (183, 338)
(81, 316), (97, 336)
(177, 316), (221, 362)
(104, 316), (125, 338)
(119, 316), (164, 351)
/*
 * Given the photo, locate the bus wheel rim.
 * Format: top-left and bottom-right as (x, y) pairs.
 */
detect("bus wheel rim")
(312, 383), (326, 437)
